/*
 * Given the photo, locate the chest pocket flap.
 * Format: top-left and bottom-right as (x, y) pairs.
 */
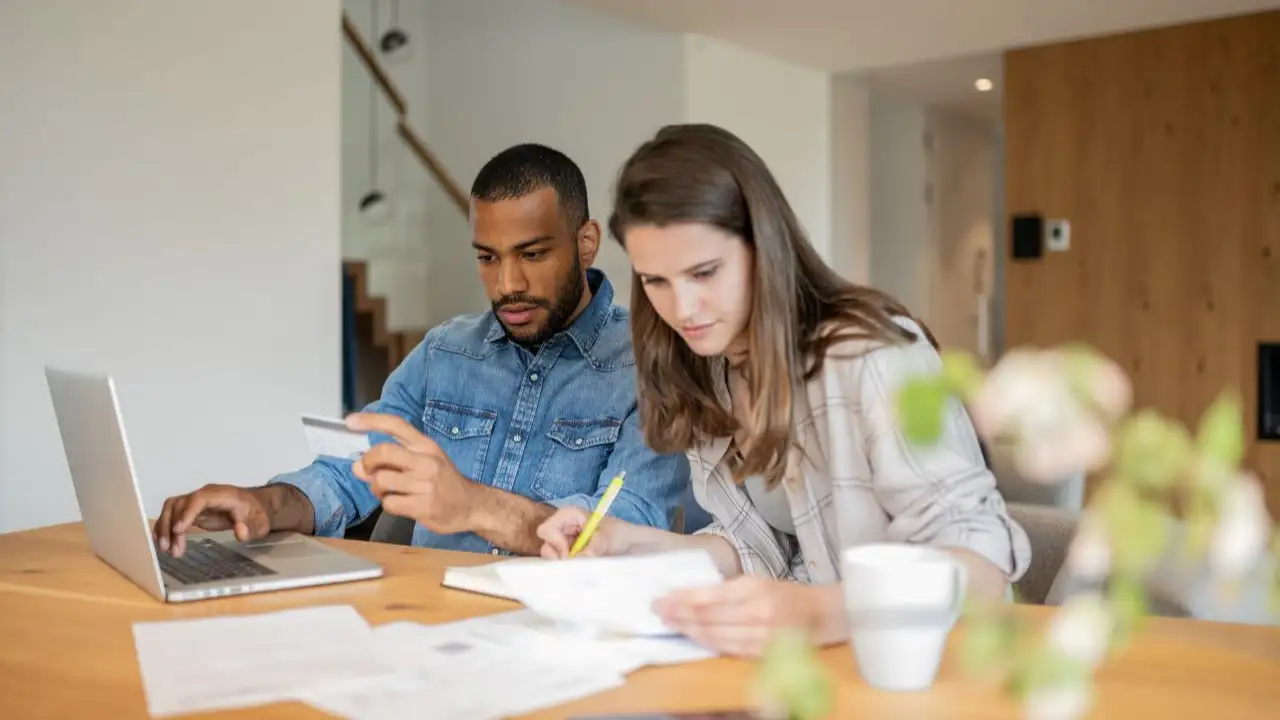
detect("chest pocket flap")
(423, 401), (496, 440)
(547, 418), (621, 449)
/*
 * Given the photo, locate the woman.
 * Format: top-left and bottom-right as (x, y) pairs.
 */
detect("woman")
(537, 123), (1031, 658)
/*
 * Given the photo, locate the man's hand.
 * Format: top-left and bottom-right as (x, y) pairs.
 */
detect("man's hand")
(347, 412), (479, 535)
(154, 484), (272, 558)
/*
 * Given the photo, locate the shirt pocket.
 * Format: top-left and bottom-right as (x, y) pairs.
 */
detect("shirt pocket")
(531, 417), (622, 502)
(421, 400), (497, 482)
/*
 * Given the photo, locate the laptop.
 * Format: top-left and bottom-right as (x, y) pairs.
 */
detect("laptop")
(44, 366), (384, 603)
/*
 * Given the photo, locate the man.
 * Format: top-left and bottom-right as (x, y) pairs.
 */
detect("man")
(153, 143), (690, 557)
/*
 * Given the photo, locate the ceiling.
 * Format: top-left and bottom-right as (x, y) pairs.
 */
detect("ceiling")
(566, 0), (1280, 72)
(862, 52), (1004, 124)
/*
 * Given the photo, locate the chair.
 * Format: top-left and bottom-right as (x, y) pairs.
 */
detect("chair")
(370, 509), (415, 546)
(1006, 502), (1078, 604)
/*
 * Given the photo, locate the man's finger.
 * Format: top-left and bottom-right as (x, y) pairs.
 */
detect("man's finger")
(155, 499), (175, 552)
(358, 443), (421, 474)
(369, 468), (423, 498)
(345, 412), (439, 455)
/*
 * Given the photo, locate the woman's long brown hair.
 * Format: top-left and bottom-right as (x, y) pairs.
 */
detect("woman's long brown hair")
(609, 123), (934, 486)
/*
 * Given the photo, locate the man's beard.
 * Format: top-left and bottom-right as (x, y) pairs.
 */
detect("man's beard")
(492, 256), (585, 348)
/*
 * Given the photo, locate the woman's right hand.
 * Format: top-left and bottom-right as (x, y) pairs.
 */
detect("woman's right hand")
(536, 507), (635, 559)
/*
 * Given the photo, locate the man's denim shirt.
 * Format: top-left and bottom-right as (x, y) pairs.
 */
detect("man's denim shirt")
(270, 269), (691, 554)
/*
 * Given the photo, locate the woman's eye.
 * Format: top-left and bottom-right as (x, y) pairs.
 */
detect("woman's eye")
(693, 267), (717, 280)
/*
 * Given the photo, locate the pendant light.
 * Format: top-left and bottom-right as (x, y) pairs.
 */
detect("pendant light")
(379, 0), (411, 64)
(359, 0), (391, 224)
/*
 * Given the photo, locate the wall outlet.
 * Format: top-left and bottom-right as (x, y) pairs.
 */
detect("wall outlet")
(1046, 219), (1071, 251)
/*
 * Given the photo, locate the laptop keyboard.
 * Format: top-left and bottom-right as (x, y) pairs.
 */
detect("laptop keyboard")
(157, 538), (277, 585)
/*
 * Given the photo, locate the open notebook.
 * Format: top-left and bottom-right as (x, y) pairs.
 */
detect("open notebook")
(440, 558), (547, 601)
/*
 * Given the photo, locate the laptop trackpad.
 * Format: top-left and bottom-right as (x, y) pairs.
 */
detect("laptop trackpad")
(240, 538), (330, 560)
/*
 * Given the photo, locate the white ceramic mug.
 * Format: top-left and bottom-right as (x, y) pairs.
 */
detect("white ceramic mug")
(840, 543), (968, 691)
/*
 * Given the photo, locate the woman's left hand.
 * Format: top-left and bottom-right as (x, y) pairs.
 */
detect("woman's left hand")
(653, 576), (842, 658)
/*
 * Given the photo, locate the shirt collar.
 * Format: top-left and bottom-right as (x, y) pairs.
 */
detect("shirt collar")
(484, 268), (614, 359)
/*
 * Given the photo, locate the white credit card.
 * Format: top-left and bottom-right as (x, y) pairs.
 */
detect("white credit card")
(301, 414), (372, 460)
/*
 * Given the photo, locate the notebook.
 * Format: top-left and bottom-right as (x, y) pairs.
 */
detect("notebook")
(440, 557), (548, 601)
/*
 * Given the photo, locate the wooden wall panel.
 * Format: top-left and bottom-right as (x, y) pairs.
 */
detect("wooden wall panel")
(1003, 11), (1280, 515)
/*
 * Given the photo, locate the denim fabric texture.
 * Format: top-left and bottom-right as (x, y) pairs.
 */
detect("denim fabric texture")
(270, 269), (691, 554)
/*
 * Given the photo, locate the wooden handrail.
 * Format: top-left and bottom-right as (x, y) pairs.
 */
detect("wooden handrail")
(396, 120), (469, 214)
(341, 13), (407, 116)
(340, 12), (468, 215)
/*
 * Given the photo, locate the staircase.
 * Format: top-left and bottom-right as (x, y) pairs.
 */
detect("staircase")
(340, 13), (466, 410)
(343, 259), (430, 410)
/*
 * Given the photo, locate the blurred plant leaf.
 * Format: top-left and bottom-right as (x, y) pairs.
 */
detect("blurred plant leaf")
(1107, 575), (1149, 650)
(1197, 390), (1244, 469)
(1113, 410), (1192, 492)
(1098, 482), (1168, 576)
(757, 630), (832, 720)
(1181, 488), (1219, 568)
(1008, 644), (1090, 697)
(940, 349), (985, 399)
(897, 376), (949, 444)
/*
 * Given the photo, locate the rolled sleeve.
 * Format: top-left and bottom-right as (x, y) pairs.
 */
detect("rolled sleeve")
(267, 329), (435, 538)
(693, 520), (802, 580)
(268, 459), (378, 538)
(549, 409), (689, 530)
(854, 337), (1033, 581)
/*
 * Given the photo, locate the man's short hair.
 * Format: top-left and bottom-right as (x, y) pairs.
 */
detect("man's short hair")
(470, 143), (589, 231)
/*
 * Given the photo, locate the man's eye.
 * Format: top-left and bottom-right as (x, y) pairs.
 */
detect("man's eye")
(522, 251), (546, 261)
(477, 254), (495, 264)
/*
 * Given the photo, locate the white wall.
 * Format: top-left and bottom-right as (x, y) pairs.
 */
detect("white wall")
(684, 35), (833, 263)
(0, 0), (342, 533)
(422, 0), (686, 318)
(829, 74), (872, 284)
(342, 0), (434, 330)
(869, 92), (933, 319)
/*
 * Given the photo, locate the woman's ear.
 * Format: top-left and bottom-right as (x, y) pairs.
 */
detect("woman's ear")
(577, 219), (602, 266)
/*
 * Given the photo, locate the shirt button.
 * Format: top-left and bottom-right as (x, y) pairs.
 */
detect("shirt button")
(513, 434), (523, 443)
(574, 438), (584, 446)
(450, 427), (460, 436)
(529, 372), (539, 382)
(490, 548), (500, 556)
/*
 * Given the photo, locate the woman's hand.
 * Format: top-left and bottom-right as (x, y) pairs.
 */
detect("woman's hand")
(535, 507), (638, 559)
(653, 577), (845, 658)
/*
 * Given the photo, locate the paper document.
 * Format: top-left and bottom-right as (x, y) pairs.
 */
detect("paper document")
(494, 550), (725, 636)
(132, 605), (396, 717)
(301, 612), (634, 720)
(301, 414), (371, 460)
(441, 556), (549, 600)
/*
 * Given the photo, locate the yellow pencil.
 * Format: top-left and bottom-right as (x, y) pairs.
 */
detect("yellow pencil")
(569, 472), (626, 557)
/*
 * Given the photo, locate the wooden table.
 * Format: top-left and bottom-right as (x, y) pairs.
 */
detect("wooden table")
(2, 523), (1278, 718)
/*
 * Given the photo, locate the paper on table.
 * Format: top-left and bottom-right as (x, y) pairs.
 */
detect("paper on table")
(300, 613), (629, 720)
(440, 556), (549, 600)
(132, 605), (396, 718)
(494, 550), (725, 636)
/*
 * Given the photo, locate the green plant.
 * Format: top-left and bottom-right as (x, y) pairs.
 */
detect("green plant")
(899, 344), (1279, 718)
(756, 344), (1279, 720)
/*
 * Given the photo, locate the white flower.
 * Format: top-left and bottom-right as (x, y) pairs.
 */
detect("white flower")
(1208, 473), (1273, 578)
(970, 349), (1129, 483)
(1046, 593), (1114, 668)
(1024, 683), (1093, 720)
(1065, 515), (1111, 579)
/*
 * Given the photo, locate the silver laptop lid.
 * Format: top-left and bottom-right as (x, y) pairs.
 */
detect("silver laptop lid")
(45, 367), (167, 601)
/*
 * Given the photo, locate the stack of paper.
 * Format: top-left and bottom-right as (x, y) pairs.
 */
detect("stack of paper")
(492, 549), (726, 636)
(131, 551), (725, 720)
(131, 605), (396, 717)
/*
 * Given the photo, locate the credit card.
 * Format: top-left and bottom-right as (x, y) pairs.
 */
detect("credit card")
(301, 414), (372, 460)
